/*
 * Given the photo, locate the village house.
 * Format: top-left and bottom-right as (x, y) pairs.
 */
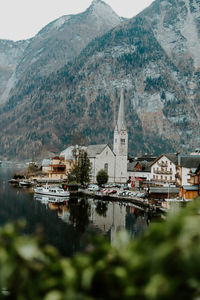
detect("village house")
(41, 159), (51, 173)
(177, 155), (200, 200)
(48, 156), (67, 180)
(127, 160), (151, 188)
(149, 154), (178, 186)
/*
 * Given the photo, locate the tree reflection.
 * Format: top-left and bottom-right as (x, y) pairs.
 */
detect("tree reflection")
(95, 201), (108, 217)
(68, 198), (90, 232)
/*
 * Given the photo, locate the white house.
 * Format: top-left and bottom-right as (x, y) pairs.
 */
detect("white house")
(177, 155), (200, 199)
(127, 161), (151, 187)
(150, 154), (178, 185)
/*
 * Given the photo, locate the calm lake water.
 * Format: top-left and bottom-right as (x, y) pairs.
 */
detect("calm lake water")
(0, 164), (159, 257)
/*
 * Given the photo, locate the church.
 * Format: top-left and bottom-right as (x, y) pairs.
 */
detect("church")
(61, 90), (128, 183)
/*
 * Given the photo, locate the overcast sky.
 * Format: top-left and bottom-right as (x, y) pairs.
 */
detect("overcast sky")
(0, 0), (154, 41)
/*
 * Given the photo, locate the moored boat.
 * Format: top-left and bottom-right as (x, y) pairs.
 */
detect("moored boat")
(34, 185), (70, 197)
(19, 180), (34, 187)
(34, 194), (69, 203)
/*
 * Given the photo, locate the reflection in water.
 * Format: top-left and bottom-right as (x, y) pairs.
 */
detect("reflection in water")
(36, 195), (150, 244)
(0, 165), (159, 257)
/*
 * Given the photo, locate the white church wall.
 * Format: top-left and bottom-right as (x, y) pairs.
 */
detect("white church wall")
(89, 146), (116, 183)
(115, 155), (128, 183)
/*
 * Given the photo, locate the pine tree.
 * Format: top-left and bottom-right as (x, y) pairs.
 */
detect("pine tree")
(69, 148), (91, 185)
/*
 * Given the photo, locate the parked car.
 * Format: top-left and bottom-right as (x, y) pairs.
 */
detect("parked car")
(118, 191), (127, 196)
(88, 184), (99, 191)
(107, 189), (117, 194)
(137, 192), (146, 198)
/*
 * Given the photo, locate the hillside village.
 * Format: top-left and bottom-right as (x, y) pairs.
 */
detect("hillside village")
(30, 90), (200, 201)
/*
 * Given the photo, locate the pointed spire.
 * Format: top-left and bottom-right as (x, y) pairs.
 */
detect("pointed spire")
(116, 88), (126, 131)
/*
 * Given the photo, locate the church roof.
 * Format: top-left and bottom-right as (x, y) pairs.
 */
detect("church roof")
(86, 144), (108, 157)
(60, 145), (87, 160)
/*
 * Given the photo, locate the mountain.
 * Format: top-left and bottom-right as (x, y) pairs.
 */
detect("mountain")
(0, 0), (200, 160)
(0, 0), (123, 104)
(0, 39), (29, 103)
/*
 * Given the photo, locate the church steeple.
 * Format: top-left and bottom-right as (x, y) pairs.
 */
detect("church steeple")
(113, 88), (128, 183)
(113, 89), (128, 157)
(116, 88), (126, 132)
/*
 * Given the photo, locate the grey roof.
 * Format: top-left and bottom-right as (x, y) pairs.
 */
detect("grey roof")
(137, 155), (157, 162)
(60, 145), (87, 160)
(182, 185), (199, 191)
(42, 159), (51, 166)
(165, 154), (178, 164)
(150, 187), (179, 193)
(127, 160), (151, 172)
(127, 162), (138, 171)
(150, 153), (178, 167)
(86, 144), (108, 157)
(179, 156), (200, 168)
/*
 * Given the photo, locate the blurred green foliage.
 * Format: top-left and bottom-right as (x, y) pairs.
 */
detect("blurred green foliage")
(0, 198), (200, 299)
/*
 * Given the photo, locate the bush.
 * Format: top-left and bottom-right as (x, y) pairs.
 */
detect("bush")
(96, 169), (108, 186)
(0, 198), (200, 299)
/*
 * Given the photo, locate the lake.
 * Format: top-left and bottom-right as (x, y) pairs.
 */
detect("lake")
(0, 164), (159, 257)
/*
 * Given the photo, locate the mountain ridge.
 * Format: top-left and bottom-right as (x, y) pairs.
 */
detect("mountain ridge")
(0, 0), (123, 104)
(0, 0), (199, 160)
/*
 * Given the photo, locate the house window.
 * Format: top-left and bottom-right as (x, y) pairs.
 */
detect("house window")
(104, 163), (108, 173)
(121, 139), (125, 145)
(106, 151), (108, 156)
(115, 139), (117, 143)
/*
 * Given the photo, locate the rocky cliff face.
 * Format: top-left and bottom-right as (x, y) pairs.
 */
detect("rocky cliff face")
(0, 0), (122, 104)
(0, 0), (199, 159)
(0, 39), (29, 103)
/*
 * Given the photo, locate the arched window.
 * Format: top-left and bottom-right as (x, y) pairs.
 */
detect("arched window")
(104, 163), (108, 173)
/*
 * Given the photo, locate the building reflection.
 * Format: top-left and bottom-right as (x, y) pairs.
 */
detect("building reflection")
(35, 196), (151, 243)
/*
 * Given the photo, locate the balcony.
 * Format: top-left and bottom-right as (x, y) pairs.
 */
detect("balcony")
(49, 165), (66, 173)
(151, 179), (176, 185)
(154, 170), (172, 175)
(157, 161), (168, 167)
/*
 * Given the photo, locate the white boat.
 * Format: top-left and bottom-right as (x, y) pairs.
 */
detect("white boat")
(34, 185), (70, 197)
(19, 180), (34, 187)
(34, 194), (69, 203)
